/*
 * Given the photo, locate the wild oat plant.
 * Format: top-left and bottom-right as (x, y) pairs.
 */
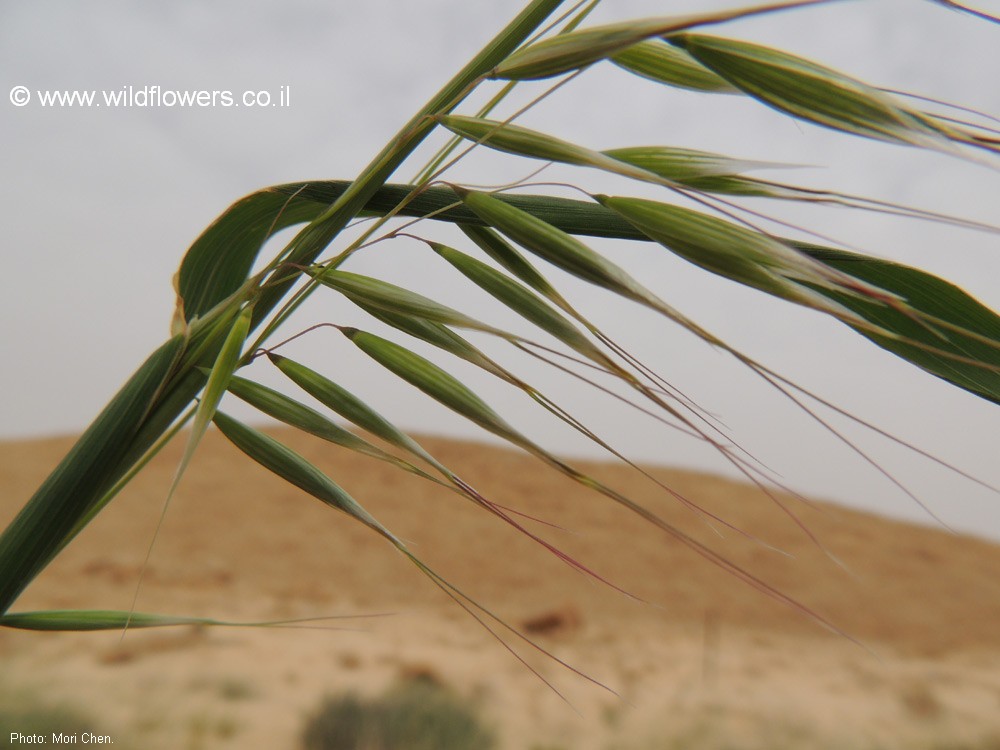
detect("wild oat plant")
(2, 0), (998, 676)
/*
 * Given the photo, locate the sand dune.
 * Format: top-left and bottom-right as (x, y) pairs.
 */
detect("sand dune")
(2, 429), (999, 748)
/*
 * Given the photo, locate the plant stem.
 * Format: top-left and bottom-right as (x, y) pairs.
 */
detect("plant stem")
(250, 0), (568, 332)
(0, 336), (187, 613)
(0, 0), (568, 617)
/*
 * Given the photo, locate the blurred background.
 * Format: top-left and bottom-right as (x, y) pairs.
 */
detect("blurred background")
(2, 0), (999, 538)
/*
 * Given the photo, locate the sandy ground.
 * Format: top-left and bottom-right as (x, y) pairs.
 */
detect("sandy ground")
(2, 429), (1000, 749)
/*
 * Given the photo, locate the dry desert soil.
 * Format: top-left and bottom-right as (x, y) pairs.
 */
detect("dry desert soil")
(2, 428), (1000, 749)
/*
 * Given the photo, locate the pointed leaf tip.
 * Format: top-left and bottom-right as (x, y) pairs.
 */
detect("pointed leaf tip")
(212, 410), (398, 542)
(670, 33), (948, 149)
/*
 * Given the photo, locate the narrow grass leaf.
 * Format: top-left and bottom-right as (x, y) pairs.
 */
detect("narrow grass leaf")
(213, 411), (397, 541)
(270, 180), (643, 241)
(457, 189), (708, 338)
(243, 0), (569, 331)
(266, 329), (623, 590)
(0, 609), (344, 632)
(122, 305), (254, 628)
(458, 189), (653, 298)
(429, 241), (611, 366)
(437, 115), (673, 186)
(611, 38), (738, 92)
(797, 243), (1000, 404)
(353, 302), (510, 379)
(440, 114), (607, 167)
(268, 354), (450, 476)
(337, 330), (735, 582)
(176, 188), (323, 323)
(597, 191), (1000, 378)
(350, 282), (717, 512)
(255, 183), (1000, 404)
(226, 375), (442, 484)
(216, 399), (607, 687)
(456, 194), (1000, 404)
(596, 194), (840, 297)
(494, 17), (690, 80)
(603, 145), (790, 196)
(439, 116), (797, 197)
(344, 333), (841, 637)
(341, 328), (530, 447)
(263, 180), (995, 253)
(306, 267), (509, 337)
(457, 225), (717, 419)
(670, 34), (949, 148)
(0, 334), (186, 614)
(460, 223), (562, 299)
(173, 305), (254, 492)
(0, 610), (220, 631)
(492, 0), (824, 80)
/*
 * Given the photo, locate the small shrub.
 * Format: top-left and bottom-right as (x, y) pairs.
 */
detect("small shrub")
(899, 681), (943, 720)
(218, 677), (256, 701)
(302, 680), (495, 750)
(302, 693), (368, 750)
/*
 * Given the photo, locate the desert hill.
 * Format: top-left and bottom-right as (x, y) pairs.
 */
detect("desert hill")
(2, 428), (999, 748)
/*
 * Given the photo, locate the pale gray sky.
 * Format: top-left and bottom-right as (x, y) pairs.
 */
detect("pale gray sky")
(2, 0), (999, 539)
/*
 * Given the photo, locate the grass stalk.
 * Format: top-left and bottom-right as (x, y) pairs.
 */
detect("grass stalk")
(0, 0), (567, 617)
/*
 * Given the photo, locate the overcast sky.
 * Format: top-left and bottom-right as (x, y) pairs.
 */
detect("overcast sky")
(2, 0), (999, 540)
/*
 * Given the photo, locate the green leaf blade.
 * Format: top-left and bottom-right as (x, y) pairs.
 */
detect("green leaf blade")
(611, 38), (738, 92)
(457, 190), (695, 330)
(671, 34), (949, 148)
(307, 267), (504, 336)
(227, 374), (445, 484)
(597, 194), (805, 294)
(176, 189), (321, 324)
(1, 609), (216, 632)
(430, 242), (608, 365)
(603, 145), (787, 196)
(492, 1), (823, 80)
(0, 334), (186, 615)
(459, 190), (640, 296)
(227, 375), (373, 454)
(212, 411), (396, 540)
(269, 354), (448, 474)
(799, 244), (1000, 403)
(342, 328), (525, 445)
